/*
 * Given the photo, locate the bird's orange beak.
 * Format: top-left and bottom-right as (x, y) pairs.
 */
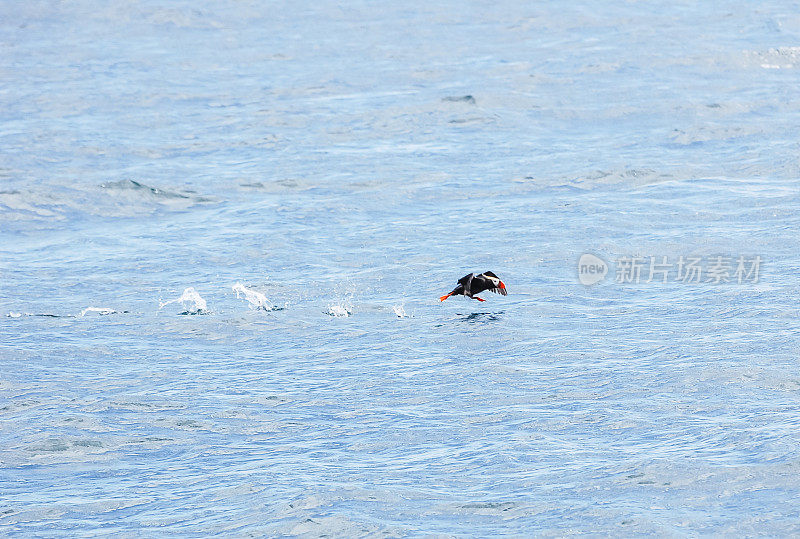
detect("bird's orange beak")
(500, 281), (506, 289)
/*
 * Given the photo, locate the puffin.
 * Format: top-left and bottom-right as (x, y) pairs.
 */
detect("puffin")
(439, 271), (507, 302)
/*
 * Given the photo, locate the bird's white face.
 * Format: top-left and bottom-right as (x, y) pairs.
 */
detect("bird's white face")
(487, 276), (500, 286)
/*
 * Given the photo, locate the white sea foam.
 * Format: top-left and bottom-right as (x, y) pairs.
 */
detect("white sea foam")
(392, 304), (408, 318)
(159, 287), (208, 314)
(79, 307), (117, 317)
(232, 282), (273, 311)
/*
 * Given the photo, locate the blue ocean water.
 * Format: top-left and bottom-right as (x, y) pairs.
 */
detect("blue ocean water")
(2, 1), (800, 534)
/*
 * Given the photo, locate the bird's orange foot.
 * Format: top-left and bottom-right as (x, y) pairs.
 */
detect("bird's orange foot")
(472, 296), (486, 302)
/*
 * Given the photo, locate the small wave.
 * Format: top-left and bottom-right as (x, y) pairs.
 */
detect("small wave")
(159, 287), (208, 315)
(442, 95), (476, 104)
(0, 180), (216, 225)
(744, 47), (800, 69)
(556, 168), (676, 189)
(8, 309), (128, 319)
(99, 179), (190, 200)
(232, 282), (279, 311)
(237, 178), (314, 193)
(6, 312), (75, 319)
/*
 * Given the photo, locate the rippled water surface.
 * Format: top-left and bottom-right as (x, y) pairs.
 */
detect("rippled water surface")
(2, 1), (800, 535)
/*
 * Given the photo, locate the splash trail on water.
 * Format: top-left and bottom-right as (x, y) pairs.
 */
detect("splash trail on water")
(232, 282), (274, 311)
(159, 287), (208, 314)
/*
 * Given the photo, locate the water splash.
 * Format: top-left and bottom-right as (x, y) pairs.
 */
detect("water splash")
(325, 279), (356, 317)
(159, 287), (208, 314)
(325, 304), (351, 317)
(79, 307), (117, 317)
(232, 282), (273, 311)
(392, 304), (408, 318)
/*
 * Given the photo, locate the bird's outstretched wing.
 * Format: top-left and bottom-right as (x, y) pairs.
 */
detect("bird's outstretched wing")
(457, 273), (474, 296)
(489, 286), (508, 296)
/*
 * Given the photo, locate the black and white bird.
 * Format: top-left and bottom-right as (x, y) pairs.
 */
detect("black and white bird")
(439, 271), (507, 302)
